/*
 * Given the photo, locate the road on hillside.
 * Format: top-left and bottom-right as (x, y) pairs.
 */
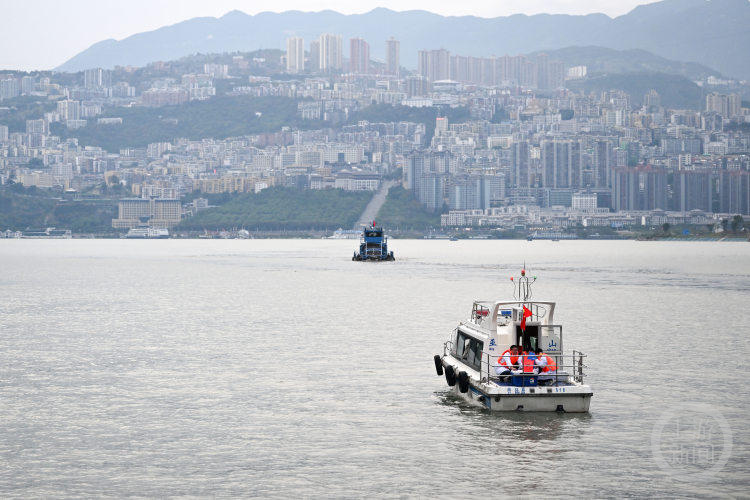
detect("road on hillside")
(354, 180), (396, 229)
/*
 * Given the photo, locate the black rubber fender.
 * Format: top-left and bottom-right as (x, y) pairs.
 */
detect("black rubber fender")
(444, 365), (456, 386)
(458, 371), (469, 393)
(433, 355), (443, 376)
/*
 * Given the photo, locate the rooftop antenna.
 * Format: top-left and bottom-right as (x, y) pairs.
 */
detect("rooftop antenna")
(510, 263), (536, 302)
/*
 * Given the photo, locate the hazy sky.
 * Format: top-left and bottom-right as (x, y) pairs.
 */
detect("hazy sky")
(2, 0), (661, 70)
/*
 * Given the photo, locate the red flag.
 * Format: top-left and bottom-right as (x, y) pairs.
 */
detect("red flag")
(520, 305), (532, 331)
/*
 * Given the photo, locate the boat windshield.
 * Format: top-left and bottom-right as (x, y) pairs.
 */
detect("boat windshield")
(456, 331), (483, 371)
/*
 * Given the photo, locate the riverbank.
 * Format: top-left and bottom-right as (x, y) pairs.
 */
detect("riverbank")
(3, 230), (748, 241)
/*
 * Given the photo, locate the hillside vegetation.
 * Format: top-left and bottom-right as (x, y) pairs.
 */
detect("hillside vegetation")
(566, 72), (704, 109)
(51, 96), (323, 152)
(533, 46), (720, 80)
(0, 184), (116, 233)
(375, 185), (442, 230)
(178, 187), (372, 231)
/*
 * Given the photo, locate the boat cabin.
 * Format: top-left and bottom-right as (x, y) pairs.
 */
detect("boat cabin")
(353, 222), (394, 261)
(449, 301), (563, 377)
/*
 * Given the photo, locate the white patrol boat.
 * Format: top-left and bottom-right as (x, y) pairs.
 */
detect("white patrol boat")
(433, 270), (593, 412)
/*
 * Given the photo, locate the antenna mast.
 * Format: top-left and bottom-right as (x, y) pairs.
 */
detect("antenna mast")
(511, 267), (536, 303)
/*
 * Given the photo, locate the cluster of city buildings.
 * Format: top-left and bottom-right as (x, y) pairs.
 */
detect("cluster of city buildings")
(0, 114), (423, 228)
(1, 40), (749, 234)
(285, 34), (400, 76)
(283, 34), (566, 99)
(0, 63), (222, 127)
(402, 88), (750, 230)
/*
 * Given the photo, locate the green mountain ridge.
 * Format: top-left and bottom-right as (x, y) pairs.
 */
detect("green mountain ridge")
(530, 46), (722, 80)
(566, 72), (706, 109)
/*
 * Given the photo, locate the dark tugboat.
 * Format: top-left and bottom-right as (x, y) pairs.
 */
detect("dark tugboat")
(353, 222), (395, 261)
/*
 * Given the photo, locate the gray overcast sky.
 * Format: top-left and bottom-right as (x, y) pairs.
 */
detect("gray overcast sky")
(1, 0), (660, 70)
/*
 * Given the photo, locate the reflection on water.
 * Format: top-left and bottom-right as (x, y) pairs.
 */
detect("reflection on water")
(0, 240), (748, 497)
(435, 389), (591, 444)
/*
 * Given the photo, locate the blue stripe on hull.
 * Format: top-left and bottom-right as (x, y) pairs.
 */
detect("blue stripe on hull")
(468, 386), (491, 409)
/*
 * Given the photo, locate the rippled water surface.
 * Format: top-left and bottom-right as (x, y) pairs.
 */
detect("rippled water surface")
(1, 239), (749, 497)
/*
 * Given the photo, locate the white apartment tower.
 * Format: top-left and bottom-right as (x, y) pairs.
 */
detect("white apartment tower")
(386, 37), (400, 76)
(319, 33), (343, 72)
(286, 37), (305, 74)
(349, 37), (370, 74)
(706, 92), (741, 118)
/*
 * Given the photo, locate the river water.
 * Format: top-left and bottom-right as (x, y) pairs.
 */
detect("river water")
(1, 240), (748, 497)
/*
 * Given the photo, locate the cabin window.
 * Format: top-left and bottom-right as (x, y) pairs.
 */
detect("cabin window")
(455, 331), (484, 371)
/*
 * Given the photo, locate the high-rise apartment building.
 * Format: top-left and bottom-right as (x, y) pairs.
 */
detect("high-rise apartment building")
(406, 151), (426, 191)
(435, 117), (448, 137)
(26, 119), (47, 134)
(673, 170), (714, 212)
(418, 49), (450, 81)
(643, 89), (661, 110)
(613, 166), (668, 211)
(20, 76), (35, 95)
(0, 78), (19, 100)
(286, 37), (304, 73)
(386, 37), (400, 76)
(83, 68), (111, 89)
(541, 140), (581, 189)
(309, 40), (320, 72)
(547, 60), (565, 89)
(405, 75), (430, 97)
(418, 174), (445, 212)
(349, 38), (370, 74)
(536, 53), (549, 90)
(57, 99), (81, 121)
(416, 50), (564, 88)
(319, 34), (343, 72)
(719, 170), (750, 215)
(593, 140), (611, 189)
(512, 141), (531, 188)
(706, 92), (742, 118)
(449, 175), (492, 211)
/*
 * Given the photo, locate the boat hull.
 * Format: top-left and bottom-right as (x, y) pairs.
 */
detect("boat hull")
(440, 356), (592, 413)
(454, 384), (592, 412)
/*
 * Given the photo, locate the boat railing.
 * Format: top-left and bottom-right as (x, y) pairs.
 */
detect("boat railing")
(444, 338), (587, 385)
(443, 339), (455, 357)
(472, 301), (553, 324)
(479, 351), (588, 385)
(471, 303), (491, 324)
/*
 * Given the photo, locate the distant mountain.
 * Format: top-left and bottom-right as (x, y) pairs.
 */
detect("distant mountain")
(530, 46), (722, 80)
(56, 0), (750, 79)
(566, 72), (705, 109)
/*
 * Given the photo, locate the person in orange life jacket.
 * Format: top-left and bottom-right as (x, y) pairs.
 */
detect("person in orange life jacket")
(534, 348), (558, 385)
(514, 349), (539, 376)
(494, 345), (522, 381)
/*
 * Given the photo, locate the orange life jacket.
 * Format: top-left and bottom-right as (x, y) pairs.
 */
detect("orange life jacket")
(541, 354), (557, 373)
(498, 349), (520, 367)
(522, 355), (536, 373)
